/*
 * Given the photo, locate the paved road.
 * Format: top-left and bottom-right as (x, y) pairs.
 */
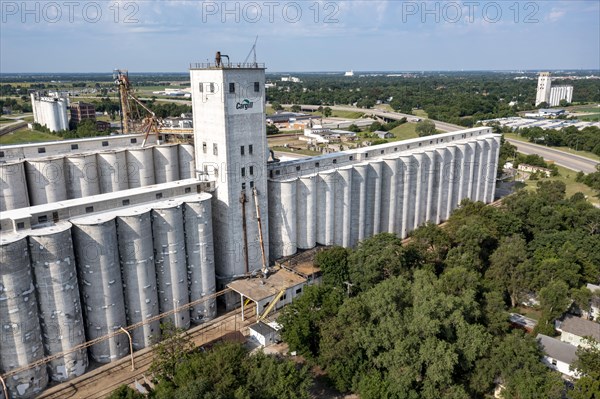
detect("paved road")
(506, 139), (599, 174)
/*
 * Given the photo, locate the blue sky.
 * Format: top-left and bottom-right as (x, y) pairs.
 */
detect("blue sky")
(1, 0), (599, 72)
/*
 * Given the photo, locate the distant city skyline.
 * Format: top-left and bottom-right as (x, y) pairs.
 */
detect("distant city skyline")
(1, 0), (599, 73)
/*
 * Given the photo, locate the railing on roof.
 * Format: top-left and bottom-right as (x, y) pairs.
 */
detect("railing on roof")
(190, 62), (265, 69)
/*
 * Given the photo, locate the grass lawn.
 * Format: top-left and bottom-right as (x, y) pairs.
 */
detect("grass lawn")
(578, 114), (600, 122)
(504, 133), (600, 162)
(388, 123), (419, 141)
(0, 118), (14, 124)
(330, 110), (364, 119)
(0, 129), (62, 145)
(412, 109), (428, 118)
(515, 306), (542, 321)
(522, 164), (599, 206)
(272, 146), (320, 156)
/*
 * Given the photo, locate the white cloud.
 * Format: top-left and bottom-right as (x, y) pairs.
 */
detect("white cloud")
(547, 9), (566, 22)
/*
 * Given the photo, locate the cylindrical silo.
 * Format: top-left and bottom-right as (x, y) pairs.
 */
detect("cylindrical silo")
(423, 151), (436, 223)
(116, 207), (160, 350)
(455, 143), (468, 204)
(465, 142), (477, 201)
(352, 163), (368, 244)
(152, 200), (190, 330)
(268, 179), (297, 260)
(444, 146), (457, 218)
(475, 139), (489, 202)
(369, 160), (383, 236)
(25, 156), (67, 206)
(64, 153), (100, 199)
(435, 149), (450, 222)
(126, 147), (155, 188)
(178, 144), (195, 180)
(0, 161), (29, 212)
(183, 194), (217, 324)
(381, 159), (399, 234)
(71, 214), (128, 363)
(0, 232), (48, 398)
(296, 175), (316, 249)
(28, 222), (88, 382)
(400, 155), (415, 238)
(154, 145), (180, 184)
(97, 150), (129, 194)
(412, 153), (427, 228)
(484, 137), (500, 203)
(335, 166), (353, 247)
(316, 171), (336, 246)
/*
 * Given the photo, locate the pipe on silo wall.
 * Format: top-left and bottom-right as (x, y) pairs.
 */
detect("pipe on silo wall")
(183, 194), (217, 324)
(64, 154), (100, 200)
(0, 233), (48, 399)
(72, 215), (128, 364)
(178, 144), (195, 180)
(268, 179), (297, 259)
(25, 157), (68, 206)
(400, 155), (415, 238)
(126, 147), (155, 188)
(351, 164), (368, 246)
(0, 161), (29, 212)
(28, 222), (87, 382)
(97, 150), (129, 194)
(336, 167), (353, 247)
(316, 171), (336, 246)
(296, 175), (316, 249)
(154, 145), (180, 184)
(152, 200), (190, 330)
(115, 207), (160, 350)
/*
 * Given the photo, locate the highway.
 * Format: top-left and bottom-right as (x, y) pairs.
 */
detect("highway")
(505, 139), (599, 174)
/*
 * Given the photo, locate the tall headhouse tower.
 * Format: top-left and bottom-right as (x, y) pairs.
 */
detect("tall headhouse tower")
(189, 53), (269, 296)
(535, 72), (552, 106)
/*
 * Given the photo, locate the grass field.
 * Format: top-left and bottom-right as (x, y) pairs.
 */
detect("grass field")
(504, 133), (600, 162)
(522, 164), (599, 206)
(412, 109), (428, 118)
(330, 110), (364, 119)
(0, 129), (62, 145)
(272, 146), (320, 156)
(389, 123), (419, 141)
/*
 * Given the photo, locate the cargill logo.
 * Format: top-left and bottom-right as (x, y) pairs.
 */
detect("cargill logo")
(236, 99), (254, 110)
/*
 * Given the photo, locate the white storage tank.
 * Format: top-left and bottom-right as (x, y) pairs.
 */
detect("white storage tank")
(296, 175), (316, 249)
(152, 200), (190, 329)
(154, 144), (180, 184)
(97, 150), (129, 194)
(0, 161), (30, 212)
(183, 194), (217, 324)
(116, 207), (160, 350)
(64, 153), (100, 199)
(268, 178), (297, 260)
(0, 232), (48, 398)
(126, 147), (155, 188)
(71, 214), (128, 363)
(28, 222), (88, 381)
(25, 157), (68, 206)
(178, 144), (195, 180)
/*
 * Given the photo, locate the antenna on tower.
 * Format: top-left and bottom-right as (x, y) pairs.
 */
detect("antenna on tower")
(244, 35), (259, 66)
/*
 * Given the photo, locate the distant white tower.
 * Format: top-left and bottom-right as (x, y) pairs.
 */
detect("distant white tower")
(189, 53), (269, 303)
(535, 72), (552, 106)
(30, 92), (69, 132)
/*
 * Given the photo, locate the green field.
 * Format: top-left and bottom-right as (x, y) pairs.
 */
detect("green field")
(388, 123), (419, 141)
(272, 145), (320, 156)
(504, 133), (600, 162)
(412, 109), (428, 118)
(0, 129), (62, 145)
(330, 110), (364, 119)
(522, 164), (599, 206)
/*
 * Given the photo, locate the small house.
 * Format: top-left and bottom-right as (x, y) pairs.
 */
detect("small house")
(537, 334), (579, 378)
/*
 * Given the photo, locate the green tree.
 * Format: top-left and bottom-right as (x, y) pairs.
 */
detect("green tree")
(315, 246), (350, 288)
(107, 385), (145, 399)
(149, 322), (195, 383)
(270, 101), (283, 111)
(290, 104), (301, 112)
(486, 235), (529, 308)
(323, 106), (332, 117)
(266, 124), (280, 135)
(347, 124), (361, 133)
(535, 280), (570, 335)
(570, 338), (600, 399)
(416, 119), (437, 136)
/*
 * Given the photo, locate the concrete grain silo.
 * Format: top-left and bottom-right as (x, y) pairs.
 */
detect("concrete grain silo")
(116, 206), (160, 350)
(97, 150), (129, 194)
(153, 144), (180, 184)
(25, 157), (68, 206)
(0, 233), (48, 398)
(126, 147), (155, 188)
(0, 161), (30, 212)
(152, 200), (190, 329)
(64, 153), (100, 199)
(183, 194), (217, 324)
(28, 222), (88, 382)
(177, 144), (195, 180)
(71, 214), (128, 363)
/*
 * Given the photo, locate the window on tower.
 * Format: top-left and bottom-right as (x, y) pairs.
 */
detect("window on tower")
(229, 83), (235, 93)
(199, 83), (203, 93)
(209, 83), (215, 93)
(202, 142), (207, 154)
(241, 167), (246, 177)
(241, 146), (245, 155)
(250, 166), (254, 175)
(213, 143), (218, 155)
(249, 145), (253, 154)
(254, 82), (260, 92)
